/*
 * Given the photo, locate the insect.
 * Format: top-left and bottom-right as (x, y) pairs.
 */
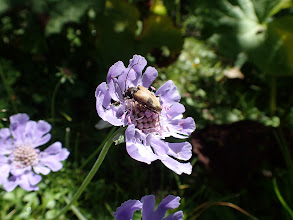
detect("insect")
(124, 85), (162, 114)
(111, 61), (162, 115)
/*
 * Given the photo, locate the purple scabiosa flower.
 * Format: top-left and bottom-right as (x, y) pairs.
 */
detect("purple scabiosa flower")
(95, 55), (195, 175)
(0, 113), (70, 192)
(114, 194), (183, 220)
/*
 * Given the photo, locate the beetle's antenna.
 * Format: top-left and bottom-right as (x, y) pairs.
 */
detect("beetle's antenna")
(124, 59), (141, 91)
(113, 79), (123, 100)
(111, 62), (140, 103)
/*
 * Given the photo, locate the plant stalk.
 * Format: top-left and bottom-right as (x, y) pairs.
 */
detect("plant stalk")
(52, 127), (124, 219)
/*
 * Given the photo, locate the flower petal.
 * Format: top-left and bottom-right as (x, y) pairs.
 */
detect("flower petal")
(149, 138), (169, 156)
(108, 79), (123, 102)
(95, 82), (124, 126)
(10, 113), (30, 140)
(57, 148), (70, 161)
(27, 172), (42, 185)
(10, 166), (28, 176)
(154, 195), (181, 219)
(125, 125), (158, 164)
(164, 211), (184, 220)
(129, 55), (147, 76)
(141, 67), (158, 88)
(0, 129), (13, 154)
(160, 157), (192, 175)
(0, 154), (9, 164)
(166, 142), (192, 160)
(10, 113), (29, 125)
(114, 199), (142, 220)
(141, 195), (156, 220)
(0, 163), (10, 184)
(39, 156), (63, 172)
(0, 128), (10, 139)
(168, 117), (196, 139)
(156, 80), (180, 105)
(18, 173), (40, 191)
(107, 61), (126, 84)
(165, 103), (185, 119)
(37, 120), (52, 134)
(44, 141), (62, 153)
(0, 135), (13, 155)
(3, 176), (19, 192)
(33, 121), (52, 147)
(43, 142), (70, 161)
(33, 164), (51, 175)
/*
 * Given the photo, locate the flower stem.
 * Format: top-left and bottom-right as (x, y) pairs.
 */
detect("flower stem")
(273, 178), (293, 218)
(51, 79), (62, 126)
(64, 197), (88, 220)
(52, 127), (124, 219)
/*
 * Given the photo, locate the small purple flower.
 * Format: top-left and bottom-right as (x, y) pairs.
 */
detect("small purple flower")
(114, 194), (184, 220)
(95, 55), (196, 175)
(0, 113), (70, 192)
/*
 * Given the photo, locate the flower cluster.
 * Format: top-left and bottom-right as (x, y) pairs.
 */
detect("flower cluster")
(95, 55), (195, 175)
(114, 194), (183, 220)
(0, 113), (70, 192)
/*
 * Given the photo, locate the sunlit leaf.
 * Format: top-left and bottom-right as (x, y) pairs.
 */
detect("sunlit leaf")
(265, 16), (293, 75)
(194, 0), (293, 76)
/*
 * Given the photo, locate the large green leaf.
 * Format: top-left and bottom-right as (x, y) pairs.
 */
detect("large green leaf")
(252, 0), (292, 22)
(193, 0), (293, 75)
(259, 16), (293, 75)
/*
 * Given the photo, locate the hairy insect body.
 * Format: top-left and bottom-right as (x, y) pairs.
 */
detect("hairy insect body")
(125, 86), (161, 113)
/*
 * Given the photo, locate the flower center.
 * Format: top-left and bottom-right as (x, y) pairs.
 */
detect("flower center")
(13, 145), (39, 167)
(131, 102), (160, 134)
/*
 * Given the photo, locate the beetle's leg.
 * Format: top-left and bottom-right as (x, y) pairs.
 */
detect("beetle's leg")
(148, 86), (156, 93)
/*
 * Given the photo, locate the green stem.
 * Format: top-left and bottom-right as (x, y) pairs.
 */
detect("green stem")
(52, 127), (124, 219)
(273, 178), (293, 218)
(0, 63), (17, 113)
(65, 127), (70, 149)
(273, 128), (293, 204)
(64, 197), (88, 220)
(51, 80), (62, 125)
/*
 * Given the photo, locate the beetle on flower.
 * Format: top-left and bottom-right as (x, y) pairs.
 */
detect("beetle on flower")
(95, 55), (195, 175)
(0, 113), (70, 192)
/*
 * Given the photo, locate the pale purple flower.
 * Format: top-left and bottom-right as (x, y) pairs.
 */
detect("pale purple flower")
(0, 113), (70, 192)
(95, 55), (196, 175)
(114, 194), (183, 220)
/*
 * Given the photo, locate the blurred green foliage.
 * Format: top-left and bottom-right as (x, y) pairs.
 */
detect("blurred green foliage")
(0, 0), (293, 219)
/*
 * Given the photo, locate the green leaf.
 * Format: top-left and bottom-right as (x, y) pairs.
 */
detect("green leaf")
(23, 192), (38, 202)
(265, 16), (293, 75)
(251, 15), (293, 75)
(45, 0), (100, 35)
(194, 0), (293, 76)
(138, 15), (183, 54)
(0, 0), (9, 15)
(113, 132), (125, 145)
(252, 0), (293, 22)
